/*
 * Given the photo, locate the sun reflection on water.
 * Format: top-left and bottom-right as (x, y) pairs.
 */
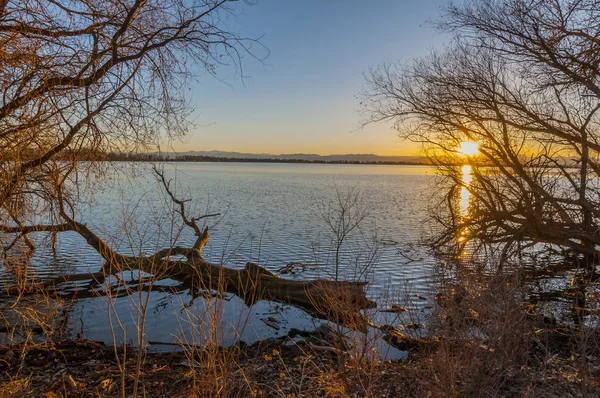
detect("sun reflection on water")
(459, 165), (472, 217)
(456, 164), (473, 247)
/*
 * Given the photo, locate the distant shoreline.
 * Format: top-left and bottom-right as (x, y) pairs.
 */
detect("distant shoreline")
(105, 153), (430, 166)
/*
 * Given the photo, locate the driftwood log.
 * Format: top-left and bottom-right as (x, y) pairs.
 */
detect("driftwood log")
(1, 167), (375, 327)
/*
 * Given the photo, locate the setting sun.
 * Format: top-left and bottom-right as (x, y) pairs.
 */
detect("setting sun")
(458, 141), (480, 156)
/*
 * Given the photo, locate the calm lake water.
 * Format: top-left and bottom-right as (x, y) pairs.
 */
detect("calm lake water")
(1, 163), (443, 356)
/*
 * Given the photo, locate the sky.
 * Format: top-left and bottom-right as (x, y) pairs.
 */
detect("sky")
(170, 0), (452, 156)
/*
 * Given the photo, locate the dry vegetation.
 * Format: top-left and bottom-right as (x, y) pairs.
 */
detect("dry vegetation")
(1, 266), (599, 397)
(3, 0), (600, 397)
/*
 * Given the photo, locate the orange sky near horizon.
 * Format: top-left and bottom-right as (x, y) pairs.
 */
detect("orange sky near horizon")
(159, 1), (447, 158)
(167, 123), (423, 156)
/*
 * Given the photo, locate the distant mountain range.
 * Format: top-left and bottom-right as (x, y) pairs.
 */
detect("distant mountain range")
(154, 150), (428, 164)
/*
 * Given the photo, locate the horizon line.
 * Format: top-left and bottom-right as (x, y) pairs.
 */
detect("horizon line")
(153, 149), (425, 157)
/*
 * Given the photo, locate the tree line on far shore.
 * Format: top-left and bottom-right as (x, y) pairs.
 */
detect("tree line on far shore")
(104, 152), (428, 165)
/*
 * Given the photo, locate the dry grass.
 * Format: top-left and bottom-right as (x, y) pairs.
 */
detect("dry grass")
(2, 193), (600, 397)
(3, 258), (600, 397)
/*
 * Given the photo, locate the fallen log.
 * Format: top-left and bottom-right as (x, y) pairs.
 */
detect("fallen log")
(2, 256), (375, 326)
(1, 167), (375, 327)
(378, 324), (435, 352)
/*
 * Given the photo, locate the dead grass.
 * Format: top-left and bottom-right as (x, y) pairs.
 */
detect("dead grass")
(1, 319), (599, 397)
(2, 245), (600, 397)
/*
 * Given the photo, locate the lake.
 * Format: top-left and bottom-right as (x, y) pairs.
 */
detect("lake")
(0, 163), (443, 356)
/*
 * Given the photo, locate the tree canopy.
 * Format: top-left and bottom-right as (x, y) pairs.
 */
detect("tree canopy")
(0, 0), (262, 251)
(364, 0), (600, 266)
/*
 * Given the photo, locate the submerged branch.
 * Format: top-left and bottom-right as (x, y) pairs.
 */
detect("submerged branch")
(1, 167), (374, 327)
(1, 223), (375, 326)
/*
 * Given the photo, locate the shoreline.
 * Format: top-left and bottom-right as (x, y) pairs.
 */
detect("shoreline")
(104, 156), (431, 166)
(2, 322), (596, 397)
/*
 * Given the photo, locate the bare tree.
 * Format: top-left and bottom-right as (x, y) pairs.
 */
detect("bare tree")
(0, 0), (266, 253)
(0, 1), (379, 339)
(318, 186), (370, 281)
(363, 0), (600, 269)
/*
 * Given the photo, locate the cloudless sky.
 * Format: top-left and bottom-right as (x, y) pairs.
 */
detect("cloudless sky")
(170, 0), (452, 156)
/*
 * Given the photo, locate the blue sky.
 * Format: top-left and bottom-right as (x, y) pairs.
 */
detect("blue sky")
(171, 0), (451, 156)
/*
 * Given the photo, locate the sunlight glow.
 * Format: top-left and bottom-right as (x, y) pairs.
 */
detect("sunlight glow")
(456, 165), (473, 259)
(457, 165), (473, 250)
(458, 141), (480, 156)
(459, 165), (472, 217)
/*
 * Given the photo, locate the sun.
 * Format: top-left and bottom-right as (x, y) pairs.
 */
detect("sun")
(457, 141), (480, 156)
